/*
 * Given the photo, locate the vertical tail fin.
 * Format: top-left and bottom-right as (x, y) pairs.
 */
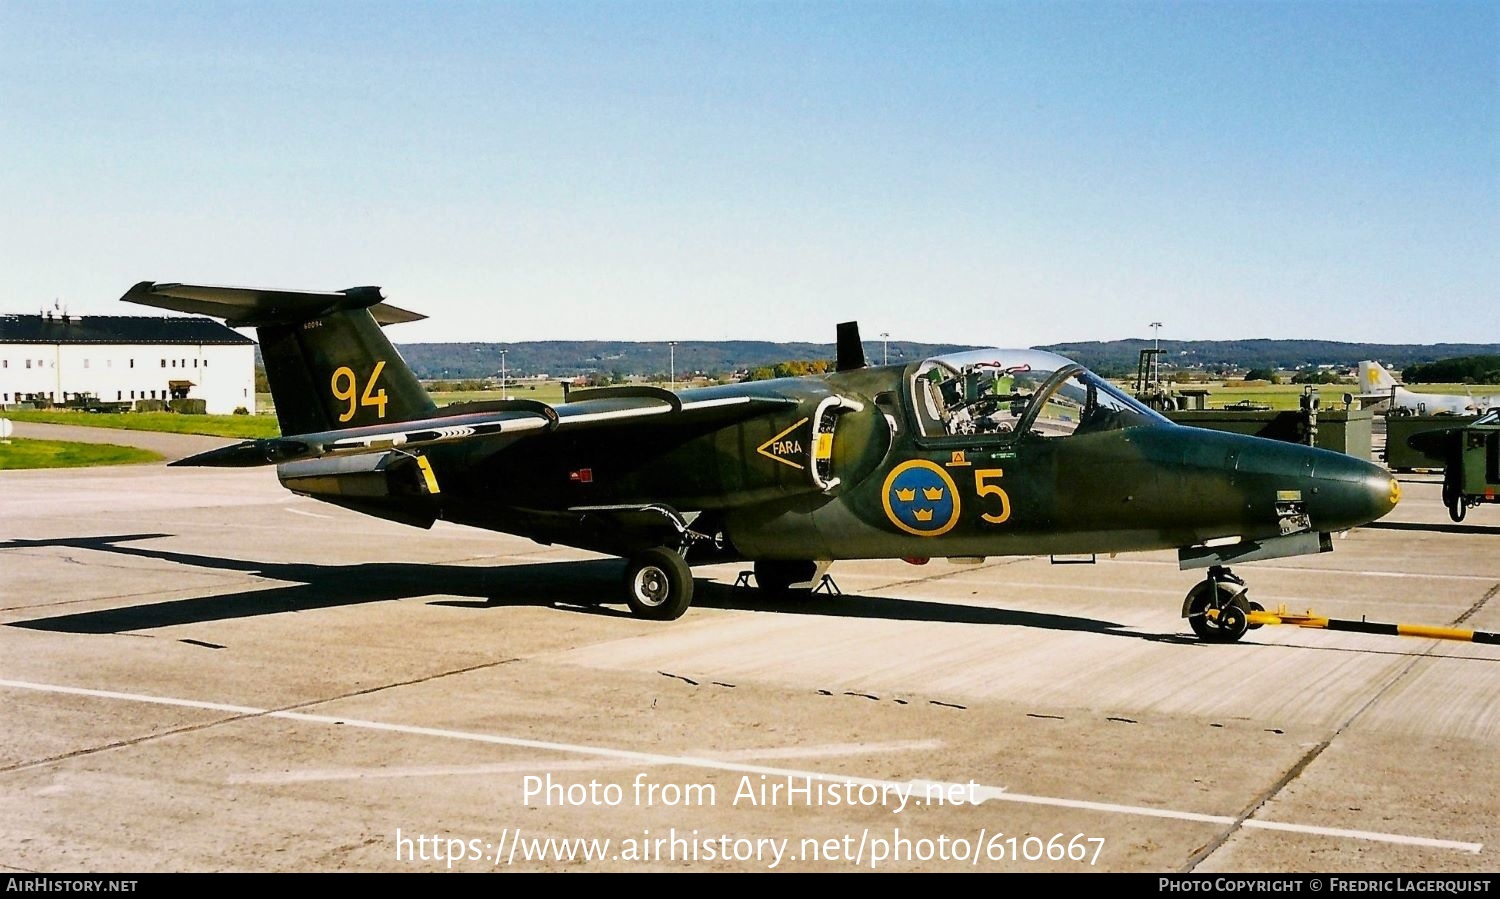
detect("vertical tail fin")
(1359, 361), (1398, 391)
(122, 282), (437, 436)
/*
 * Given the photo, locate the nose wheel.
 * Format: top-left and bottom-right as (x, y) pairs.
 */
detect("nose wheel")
(1183, 566), (1263, 643)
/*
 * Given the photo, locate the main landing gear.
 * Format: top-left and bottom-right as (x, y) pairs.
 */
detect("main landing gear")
(624, 547), (693, 621)
(1182, 566), (1266, 643)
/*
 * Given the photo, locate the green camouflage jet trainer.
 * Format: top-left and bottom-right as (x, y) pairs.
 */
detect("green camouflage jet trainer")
(124, 282), (1401, 642)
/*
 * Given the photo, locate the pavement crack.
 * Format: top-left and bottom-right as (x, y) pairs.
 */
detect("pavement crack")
(1453, 582), (1499, 627)
(876, 556), (1035, 592)
(1182, 591), (1483, 872)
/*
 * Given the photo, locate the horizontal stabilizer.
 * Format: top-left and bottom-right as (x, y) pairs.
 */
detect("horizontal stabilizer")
(121, 281), (424, 327)
(169, 439), (312, 468)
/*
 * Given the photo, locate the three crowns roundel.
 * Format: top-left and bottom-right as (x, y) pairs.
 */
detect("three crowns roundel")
(881, 460), (960, 536)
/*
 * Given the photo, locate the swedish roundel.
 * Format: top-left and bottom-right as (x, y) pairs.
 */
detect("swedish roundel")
(881, 460), (961, 537)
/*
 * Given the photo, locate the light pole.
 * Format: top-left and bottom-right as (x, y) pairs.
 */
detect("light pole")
(669, 341), (677, 391)
(499, 349), (508, 400)
(880, 332), (890, 365)
(1149, 322), (1163, 352)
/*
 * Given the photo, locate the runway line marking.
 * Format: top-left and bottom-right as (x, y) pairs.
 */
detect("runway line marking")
(228, 739), (944, 785)
(0, 678), (1481, 854)
(284, 508), (334, 520)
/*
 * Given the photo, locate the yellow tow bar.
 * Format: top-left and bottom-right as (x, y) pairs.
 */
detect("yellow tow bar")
(1237, 605), (1500, 645)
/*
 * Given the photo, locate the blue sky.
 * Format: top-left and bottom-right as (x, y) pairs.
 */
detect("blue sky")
(1, 1), (1495, 346)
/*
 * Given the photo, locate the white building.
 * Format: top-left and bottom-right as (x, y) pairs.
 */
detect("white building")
(0, 312), (255, 414)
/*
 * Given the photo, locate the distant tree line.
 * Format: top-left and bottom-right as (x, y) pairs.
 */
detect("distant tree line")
(1289, 368), (1353, 385)
(253, 340), (1500, 384)
(743, 360), (835, 381)
(1403, 356), (1500, 385)
(425, 379), (491, 392)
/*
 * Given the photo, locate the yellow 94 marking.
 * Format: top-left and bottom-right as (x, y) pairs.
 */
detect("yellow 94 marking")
(974, 468), (1011, 524)
(331, 361), (389, 422)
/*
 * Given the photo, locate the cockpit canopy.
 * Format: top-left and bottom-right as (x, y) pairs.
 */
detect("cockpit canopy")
(907, 349), (1170, 439)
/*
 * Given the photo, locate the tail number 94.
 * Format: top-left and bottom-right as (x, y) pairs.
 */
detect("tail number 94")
(974, 468), (1012, 524)
(331, 361), (389, 422)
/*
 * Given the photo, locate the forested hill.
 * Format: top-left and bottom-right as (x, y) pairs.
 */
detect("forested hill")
(1038, 340), (1500, 376)
(389, 338), (1500, 380)
(393, 339), (977, 379)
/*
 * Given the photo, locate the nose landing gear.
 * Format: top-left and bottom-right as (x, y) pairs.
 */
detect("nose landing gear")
(1183, 566), (1266, 643)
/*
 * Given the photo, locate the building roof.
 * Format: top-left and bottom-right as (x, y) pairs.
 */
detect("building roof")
(0, 314), (254, 346)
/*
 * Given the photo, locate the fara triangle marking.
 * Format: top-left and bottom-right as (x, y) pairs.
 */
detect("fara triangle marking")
(756, 417), (809, 470)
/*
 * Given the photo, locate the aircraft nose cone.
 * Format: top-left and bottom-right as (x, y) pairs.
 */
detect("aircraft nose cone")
(1312, 453), (1400, 531)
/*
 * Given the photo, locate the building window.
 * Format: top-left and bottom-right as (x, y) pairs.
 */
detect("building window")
(130, 391), (135, 399)
(193, 359), (198, 367)
(116, 391), (122, 400)
(130, 359), (135, 368)
(204, 359), (209, 367)
(1, 360), (7, 368)
(84, 359), (90, 368)
(181, 359), (186, 368)
(25, 359), (32, 369)
(161, 359), (166, 368)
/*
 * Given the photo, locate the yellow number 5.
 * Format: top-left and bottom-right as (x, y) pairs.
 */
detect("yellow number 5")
(975, 468), (1011, 524)
(330, 361), (389, 422)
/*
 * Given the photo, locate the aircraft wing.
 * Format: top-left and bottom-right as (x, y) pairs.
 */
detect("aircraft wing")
(171, 389), (796, 467)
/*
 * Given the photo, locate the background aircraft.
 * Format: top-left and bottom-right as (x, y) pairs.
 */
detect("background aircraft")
(1359, 361), (1497, 415)
(124, 281), (1399, 643)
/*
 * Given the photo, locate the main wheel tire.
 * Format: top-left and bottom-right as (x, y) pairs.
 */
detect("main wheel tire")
(624, 548), (693, 621)
(1186, 580), (1252, 643)
(753, 559), (818, 596)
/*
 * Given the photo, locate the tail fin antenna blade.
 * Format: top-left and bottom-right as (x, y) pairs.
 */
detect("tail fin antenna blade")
(836, 321), (867, 372)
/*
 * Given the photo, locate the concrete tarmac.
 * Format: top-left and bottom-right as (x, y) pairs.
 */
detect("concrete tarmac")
(1, 437), (1497, 873)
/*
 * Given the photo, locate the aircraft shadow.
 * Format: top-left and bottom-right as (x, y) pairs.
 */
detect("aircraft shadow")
(4, 533), (1148, 640)
(1365, 520), (1500, 537)
(14, 535), (1481, 660)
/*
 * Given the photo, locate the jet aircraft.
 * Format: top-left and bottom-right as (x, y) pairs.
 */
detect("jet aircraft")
(123, 282), (1400, 643)
(1359, 361), (1497, 416)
